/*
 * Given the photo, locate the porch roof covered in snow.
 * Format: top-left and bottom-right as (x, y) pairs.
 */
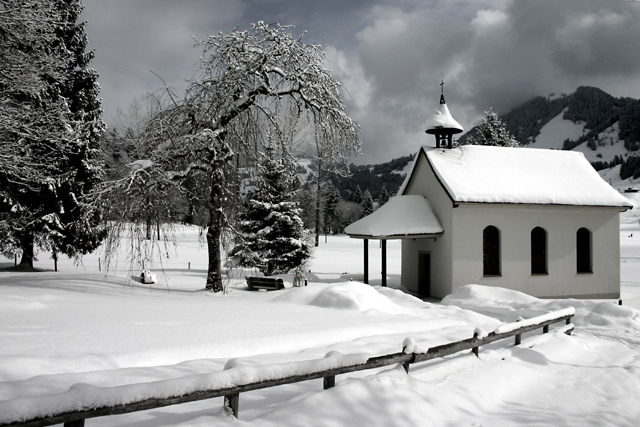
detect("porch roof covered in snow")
(345, 195), (444, 239)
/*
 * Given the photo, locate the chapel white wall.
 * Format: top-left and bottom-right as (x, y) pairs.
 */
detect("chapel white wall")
(450, 204), (621, 299)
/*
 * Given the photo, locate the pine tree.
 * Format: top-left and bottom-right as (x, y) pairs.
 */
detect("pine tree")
(323, 182), (341, 235)
(361, 190), (374, 218)
(0, 0), (106, 266)
(465, 109), (519, 147)
(54, 0), (107, 258)
(233, 141), (312, 277)
(378, 186), (389, 206)
(354, 185), (363, 204)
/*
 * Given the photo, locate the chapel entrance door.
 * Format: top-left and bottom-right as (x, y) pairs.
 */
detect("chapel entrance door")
(418, 252), (431, 298)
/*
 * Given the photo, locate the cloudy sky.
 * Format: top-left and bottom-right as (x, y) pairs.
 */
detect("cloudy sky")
(81, 0), (640, 164)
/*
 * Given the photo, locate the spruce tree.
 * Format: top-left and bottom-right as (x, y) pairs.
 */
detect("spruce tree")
(323, 183), (341, 235)
(465, 109), (519, 147)
(361, 190), (374, 218)
(234, 141), (312, 277)
(354, 185), (363, 204)
(54, 0), (107, 258)
(378, 186), (389, 206)
(0, 0), (106, 266)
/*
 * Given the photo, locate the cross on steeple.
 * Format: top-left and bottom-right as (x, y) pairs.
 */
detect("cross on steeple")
(440, 80), (446, 105)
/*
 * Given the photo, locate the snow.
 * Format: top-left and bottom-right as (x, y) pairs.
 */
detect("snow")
(527, 110), (628, 164)
(572, 122), (628, 164)
(127, 159), (153, 170)
(344, 195), (443, 238)
(493, 307), (575, 334)
(424, 145), (632, 207)
(425, 102), (464, 132)
(529, 107), (586, 149)
(1, 225), (640, 426)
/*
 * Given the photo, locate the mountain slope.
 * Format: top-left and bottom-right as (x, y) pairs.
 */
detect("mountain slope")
(459, 86), (640, 165)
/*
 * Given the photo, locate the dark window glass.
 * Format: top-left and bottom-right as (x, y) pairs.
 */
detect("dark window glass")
(483, 226), (500, 276)
(577, 228), (592, 273)
(531, 227), (547, 274)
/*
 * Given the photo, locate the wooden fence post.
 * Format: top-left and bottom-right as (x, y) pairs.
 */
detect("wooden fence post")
(224, 393), (239, 418)
(324, 375), (336, 389)
(514, 319), (522, 345)
(472, 332), (479, 357)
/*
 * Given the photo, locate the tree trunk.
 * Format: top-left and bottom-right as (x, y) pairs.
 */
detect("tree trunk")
(146, 217), (152, 240)
(206, 224), (224, 292)
(19, 233), (35, 268)
(206, 166), (226, 292)
(314, 159), (322, 247)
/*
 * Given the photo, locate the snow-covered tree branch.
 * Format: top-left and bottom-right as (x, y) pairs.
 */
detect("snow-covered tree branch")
(141, 22), (360, 291)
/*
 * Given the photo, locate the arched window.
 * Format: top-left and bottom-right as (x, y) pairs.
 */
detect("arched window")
(577, 227), (592, 273)
(531, 227), (548, 274)
(531, 227), (547, 274)
(483, 225), (501, 276)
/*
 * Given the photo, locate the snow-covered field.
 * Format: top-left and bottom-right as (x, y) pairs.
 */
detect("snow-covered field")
(2, 206), (640, 426)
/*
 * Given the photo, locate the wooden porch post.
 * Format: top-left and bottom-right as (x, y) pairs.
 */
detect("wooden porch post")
(381, 239), (387, 287)
(364, 239), (369, 284)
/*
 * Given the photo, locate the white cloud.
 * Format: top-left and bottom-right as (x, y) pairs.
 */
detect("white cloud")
(471, 9), (508, 31)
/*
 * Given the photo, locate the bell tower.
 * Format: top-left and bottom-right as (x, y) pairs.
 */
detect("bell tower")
(425, 81), (464, 149)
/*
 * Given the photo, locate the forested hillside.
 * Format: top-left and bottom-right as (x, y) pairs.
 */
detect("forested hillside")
(326, 154), (413, 201)
(460, 87), (639, 149)
(458, 86), (640, 179)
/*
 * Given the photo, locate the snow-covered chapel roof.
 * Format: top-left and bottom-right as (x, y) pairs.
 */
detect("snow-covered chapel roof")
(402, 145), (633, 208)
(345, 195), (444, 239)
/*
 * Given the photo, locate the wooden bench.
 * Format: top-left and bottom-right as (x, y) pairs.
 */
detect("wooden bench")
(246, 276), (285, 291)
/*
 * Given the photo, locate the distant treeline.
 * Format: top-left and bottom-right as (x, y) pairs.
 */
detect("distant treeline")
(619, 156), (640, 180)
(327, 154), (414, 201)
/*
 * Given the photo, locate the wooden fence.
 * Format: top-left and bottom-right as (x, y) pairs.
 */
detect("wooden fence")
(0, 307), (575, 427)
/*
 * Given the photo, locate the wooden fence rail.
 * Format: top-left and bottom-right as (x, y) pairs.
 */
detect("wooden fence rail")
(0, 308), (575, 427)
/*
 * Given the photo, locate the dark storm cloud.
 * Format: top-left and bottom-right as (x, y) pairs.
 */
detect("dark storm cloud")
(331, 0), (640, 163)
(82, 0), (640, 164)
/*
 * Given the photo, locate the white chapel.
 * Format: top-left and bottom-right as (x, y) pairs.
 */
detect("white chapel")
(346, 94), (633, 300)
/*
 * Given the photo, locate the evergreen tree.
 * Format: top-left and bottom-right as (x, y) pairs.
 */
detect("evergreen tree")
(233, 141), (312, 276)
(323, 182), (341, 235)
(465, 109), (520, 147)
(354, 185), (363, 204)
(294, 180), (317, 231)
(53, 0), (107, 258)
(0, 0), (106, 266)
(361, 190), (374, 218)
(378, 186), (389, 206)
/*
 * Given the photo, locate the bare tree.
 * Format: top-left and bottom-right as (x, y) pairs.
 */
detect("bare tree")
(146, 22), (361, 291)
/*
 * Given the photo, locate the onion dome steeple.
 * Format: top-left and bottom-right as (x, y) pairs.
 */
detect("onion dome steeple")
(425, 81), (464, 149)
